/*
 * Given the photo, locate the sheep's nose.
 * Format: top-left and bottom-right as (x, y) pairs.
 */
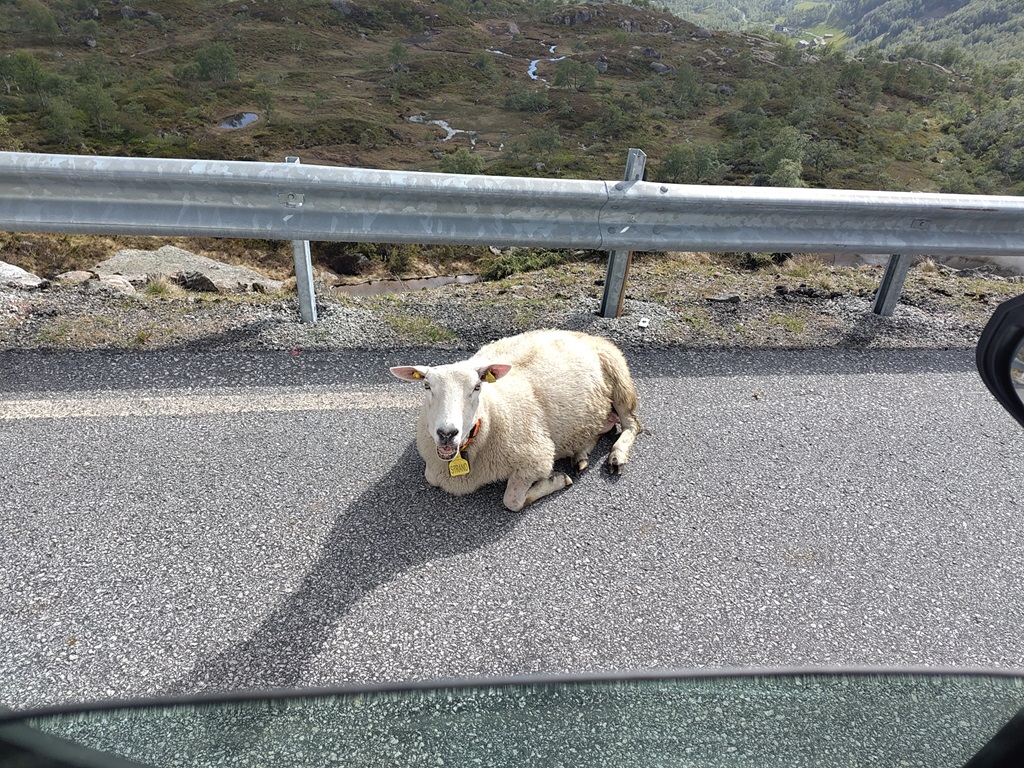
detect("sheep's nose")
(437, 427), (459, 444)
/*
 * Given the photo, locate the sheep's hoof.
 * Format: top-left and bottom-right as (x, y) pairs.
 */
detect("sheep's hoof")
(607, 457), (626, 475)
(574, 457), (589, 474)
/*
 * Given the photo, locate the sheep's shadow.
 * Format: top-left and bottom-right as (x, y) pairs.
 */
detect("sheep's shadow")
(174, 444), (520, 693)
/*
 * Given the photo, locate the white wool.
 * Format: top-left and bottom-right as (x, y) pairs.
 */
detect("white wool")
(392, 329), (640, 512)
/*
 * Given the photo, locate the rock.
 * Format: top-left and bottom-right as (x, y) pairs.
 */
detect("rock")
(93, 245), (283, 294)
(553, 9), (594, 25)
(595, 60), (608, 74)
(53, 270), (95, 285)
(708, 293), (742, 303)
(0, 261), (46, 289)
(650, 62), (675, 75)
(642, 48), (661, 59)
(717, 84), (734, 97)
(507, 22), (520, 36)
(329, 0), (353, 14)
(174, 271), (219, 293)
(694, 28), (713, 39)
(100, 275), (136, 293)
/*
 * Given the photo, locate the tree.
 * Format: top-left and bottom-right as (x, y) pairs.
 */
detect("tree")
(439, 148), (483, 175)
(527, 126), (561, 153)
(637, 81), (659, 108)
(74, 84), (118, 134)
(304, 90), (327, 116)
(762, 126), (806, 176)
(737, 81), (768, 113)
(553, 59), (597, 92)
(658, 143), (728, 184)
(388, 42), (408, 71)
(255, 88), (275, 125)
(194, 43), (237, 83)
(25, 5), (60, 43)
(671, 63), (702, 109)
(769, 159), (808, 188)
(42, 99), (85, 146)
(12, 52), (60, 108)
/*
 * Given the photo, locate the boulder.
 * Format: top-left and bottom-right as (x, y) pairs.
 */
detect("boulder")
(93, 245), (283, 294)
(553, 9), (594, 25)
(0, 261), (46, 289)
(100, 275), (137, 293)
(53, 270), (95, 285)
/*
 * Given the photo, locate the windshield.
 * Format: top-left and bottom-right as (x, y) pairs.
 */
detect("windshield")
(3, 671), (1022, 768)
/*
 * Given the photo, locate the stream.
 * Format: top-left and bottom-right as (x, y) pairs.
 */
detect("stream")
(407, 114), (477, 144)
(408, 43), (568, 143)
(527, 44), (567, 81)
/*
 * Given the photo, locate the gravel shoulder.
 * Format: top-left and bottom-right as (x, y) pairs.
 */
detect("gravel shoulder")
(1, 253), (1019, 355)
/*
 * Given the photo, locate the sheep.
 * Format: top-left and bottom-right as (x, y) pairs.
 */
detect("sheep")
(390, 329), (640, 512)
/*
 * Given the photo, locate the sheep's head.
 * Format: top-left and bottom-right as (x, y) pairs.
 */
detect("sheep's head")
(390, 362), (511, 461)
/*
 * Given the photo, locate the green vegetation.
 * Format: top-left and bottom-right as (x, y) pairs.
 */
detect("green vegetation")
(383, 313), (456, 344)
(0, 0), (1021, 267)
(479, 249), (582, 280)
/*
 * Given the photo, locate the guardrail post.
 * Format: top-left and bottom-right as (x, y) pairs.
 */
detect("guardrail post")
(599, 148), (646, 319)
(284, 156), (318, 324)
(872, 253), (913, 317)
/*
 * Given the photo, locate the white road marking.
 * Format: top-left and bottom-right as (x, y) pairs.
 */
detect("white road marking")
(0, 389), (421, 420)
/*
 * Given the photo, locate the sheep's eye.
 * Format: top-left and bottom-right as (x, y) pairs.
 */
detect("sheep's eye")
(473, 383), (481, 392)
(424, 382), (430, 390)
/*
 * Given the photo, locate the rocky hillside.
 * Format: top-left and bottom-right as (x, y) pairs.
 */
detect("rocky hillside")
(0, 0), (1012, 192)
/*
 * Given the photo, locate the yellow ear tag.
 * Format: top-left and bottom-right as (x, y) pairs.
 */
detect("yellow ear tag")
(412, 371), (423, 379)
(485, 371), (496, 383)
(448, 451), (470, 477)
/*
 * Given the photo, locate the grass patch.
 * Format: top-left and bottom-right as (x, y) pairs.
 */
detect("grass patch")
(144, 274), (185, 297)
(771, 313), (807, 333)
(774, 253), (830, 280)
(479, 249), (580, 281)
(383, 314), (455, 344)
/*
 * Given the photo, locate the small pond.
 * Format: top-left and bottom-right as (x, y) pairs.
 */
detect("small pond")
(219, 113), (259, 130)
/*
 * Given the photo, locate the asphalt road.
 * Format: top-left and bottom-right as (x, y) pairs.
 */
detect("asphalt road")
(1, 346), (1022, 711)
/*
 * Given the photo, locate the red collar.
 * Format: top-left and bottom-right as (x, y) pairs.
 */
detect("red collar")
(460, 419), (482, 451)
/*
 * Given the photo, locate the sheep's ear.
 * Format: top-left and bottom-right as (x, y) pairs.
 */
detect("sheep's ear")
(477, 364), (511, 383)
(390, 366), (429, 382)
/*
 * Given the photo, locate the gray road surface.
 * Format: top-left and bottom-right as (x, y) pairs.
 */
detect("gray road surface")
(1, 346), (1022, 711)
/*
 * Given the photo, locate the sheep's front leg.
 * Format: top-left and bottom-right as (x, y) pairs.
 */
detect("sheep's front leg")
(503, 472), (573, 512)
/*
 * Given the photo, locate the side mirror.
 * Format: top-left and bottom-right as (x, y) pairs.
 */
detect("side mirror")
(977, 293), (1024, 429)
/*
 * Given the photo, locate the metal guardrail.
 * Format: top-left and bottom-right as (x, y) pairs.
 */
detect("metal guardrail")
(2, 150), (1023, 322)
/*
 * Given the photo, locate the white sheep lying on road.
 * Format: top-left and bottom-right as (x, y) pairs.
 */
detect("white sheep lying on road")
(390, 329), (641, 512)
